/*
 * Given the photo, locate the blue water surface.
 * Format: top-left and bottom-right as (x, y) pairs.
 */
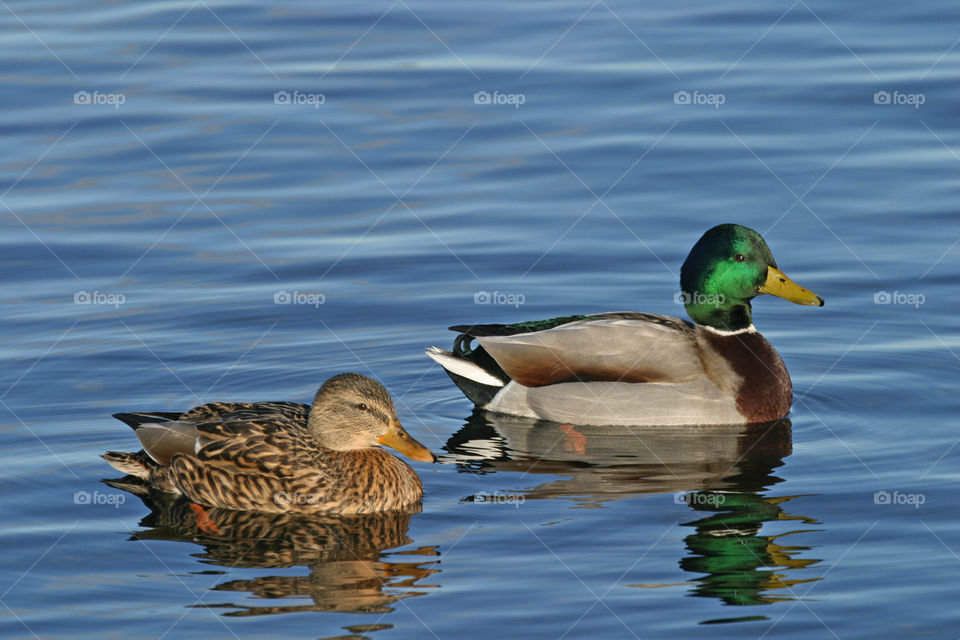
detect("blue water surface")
(1, 1), (958, 638)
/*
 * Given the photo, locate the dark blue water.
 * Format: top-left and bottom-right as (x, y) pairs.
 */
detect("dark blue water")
(1, 1), (958, 638)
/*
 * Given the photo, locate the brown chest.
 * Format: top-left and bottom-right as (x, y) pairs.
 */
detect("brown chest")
(323, 449), (424, 514)
(698, 328), (793, 423)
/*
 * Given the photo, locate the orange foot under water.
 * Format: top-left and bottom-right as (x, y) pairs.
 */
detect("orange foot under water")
(559, 424), (587, 455)
(189, 502), (221, 535)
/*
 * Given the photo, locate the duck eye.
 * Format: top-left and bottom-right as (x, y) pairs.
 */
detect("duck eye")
(734, 254), (746, 262)
(356, 403), (368, 411)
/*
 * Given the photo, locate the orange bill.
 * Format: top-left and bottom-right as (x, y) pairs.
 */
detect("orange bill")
(377, 420), (436, 462)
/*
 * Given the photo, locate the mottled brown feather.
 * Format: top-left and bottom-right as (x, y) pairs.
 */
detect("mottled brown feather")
(111, 397), (423, 514)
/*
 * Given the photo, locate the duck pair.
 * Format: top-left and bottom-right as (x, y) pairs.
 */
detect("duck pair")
(105, 224), (823, 514)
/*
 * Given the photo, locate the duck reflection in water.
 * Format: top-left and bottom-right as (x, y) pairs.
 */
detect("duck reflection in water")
(445, 412), (822, 609)
(102, 479), (439, 617)
(678, 490), (820, 609)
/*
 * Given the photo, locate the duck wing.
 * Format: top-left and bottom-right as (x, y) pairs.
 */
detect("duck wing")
(113, 401), (309, 467)
(464, 312), (704, 387)
(167, 419), (331, 511)
(179, 400), (309, 423)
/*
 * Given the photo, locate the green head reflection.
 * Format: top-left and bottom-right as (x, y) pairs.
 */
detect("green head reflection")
(679, 491), (822, 608)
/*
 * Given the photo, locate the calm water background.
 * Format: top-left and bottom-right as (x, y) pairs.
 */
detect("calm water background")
(1, 1), (958, 638)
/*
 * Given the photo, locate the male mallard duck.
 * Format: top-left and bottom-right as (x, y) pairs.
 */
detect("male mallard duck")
(426, 224), (824, 426)
(103, 373), (435, 514)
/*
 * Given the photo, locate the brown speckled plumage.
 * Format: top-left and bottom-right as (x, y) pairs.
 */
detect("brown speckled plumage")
(104, 374), (433, 514)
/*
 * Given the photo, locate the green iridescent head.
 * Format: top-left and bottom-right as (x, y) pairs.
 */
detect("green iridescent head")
(679, 224), (823, 331)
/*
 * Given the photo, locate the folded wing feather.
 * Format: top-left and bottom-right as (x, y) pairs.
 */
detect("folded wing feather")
(477, 316), (705, 387)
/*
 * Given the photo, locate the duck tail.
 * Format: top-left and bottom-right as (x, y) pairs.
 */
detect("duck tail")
(112, 411), (182, 429)
(101, 450), (157, 479)
(426, 344), (506, 406)
(101, 477), (151, 497)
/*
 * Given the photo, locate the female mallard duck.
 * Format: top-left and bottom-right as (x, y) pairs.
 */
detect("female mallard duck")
(103, 373), (435, 514)
(426, 224), (824, 426)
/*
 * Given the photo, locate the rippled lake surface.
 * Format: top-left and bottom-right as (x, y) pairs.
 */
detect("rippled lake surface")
(2, 1), (958, 638)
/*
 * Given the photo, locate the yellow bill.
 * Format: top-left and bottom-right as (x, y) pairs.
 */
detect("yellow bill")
(759, 266), (824, 306)
(377, 420), (436, 462)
